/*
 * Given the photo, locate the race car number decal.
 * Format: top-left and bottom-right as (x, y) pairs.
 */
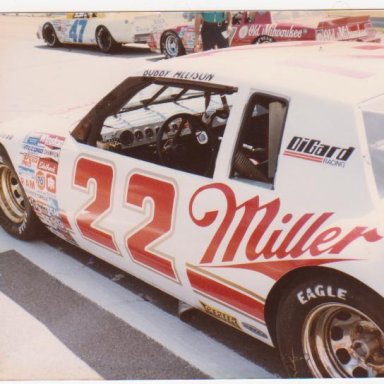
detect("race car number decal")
(125, 173), (177, 279)
(74, 157), (119, 253)
(73, 157), (178, 281)
(69, 19), (88, 43)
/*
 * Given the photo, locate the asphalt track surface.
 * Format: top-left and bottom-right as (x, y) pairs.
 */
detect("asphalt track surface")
(0, 15), (286, 380)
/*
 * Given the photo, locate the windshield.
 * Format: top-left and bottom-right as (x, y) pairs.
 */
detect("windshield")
(272, 10), (327, 22)
(121, 83), (205, 112)
(362, 95), (384, 197)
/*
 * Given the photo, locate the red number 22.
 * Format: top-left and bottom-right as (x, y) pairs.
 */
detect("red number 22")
(73, 157), (178, 282)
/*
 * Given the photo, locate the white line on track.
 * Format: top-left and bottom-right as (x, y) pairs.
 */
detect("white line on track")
(0, 229), (278, 379)
(0, 291), (102, 380)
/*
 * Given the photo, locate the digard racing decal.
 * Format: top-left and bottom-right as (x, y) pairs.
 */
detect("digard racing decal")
(284, 136), (355, 167)
(143, 69), (214, 82)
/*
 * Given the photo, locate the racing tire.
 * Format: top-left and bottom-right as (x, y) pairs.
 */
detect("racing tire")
(254, 35), (274, 44)
(96, 26), (119, 53)
(161, 31), (185, 59)
(0, 149), (44, 241)
(42, 23), (60, 47)
(276, 270), (384, 378)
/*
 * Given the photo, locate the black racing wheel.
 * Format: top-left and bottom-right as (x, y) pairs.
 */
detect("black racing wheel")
(42, 23), (60, 47)
(96, 26), (119, 53)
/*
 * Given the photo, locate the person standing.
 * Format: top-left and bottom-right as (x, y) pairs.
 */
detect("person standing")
(194, 11), (232, 52)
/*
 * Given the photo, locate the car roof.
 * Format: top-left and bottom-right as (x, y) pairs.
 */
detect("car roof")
(143, 41), (384, 105)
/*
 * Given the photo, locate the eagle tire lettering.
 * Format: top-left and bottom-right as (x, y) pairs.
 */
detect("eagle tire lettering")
(296, 283), (348, 305)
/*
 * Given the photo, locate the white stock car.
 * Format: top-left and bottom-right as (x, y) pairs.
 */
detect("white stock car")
(1, 41), (384, 378)
(36, 12), (165, 53)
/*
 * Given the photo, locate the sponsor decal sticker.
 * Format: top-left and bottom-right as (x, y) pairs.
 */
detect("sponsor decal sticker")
(189, 184), (382, 269)
(21, 153), (39, 168)
(46, 174), (56, 194)
(241, 322), (268, 338)
(200, 301), (242, 330)
(39, 134), (65, 148)
(18, 165), (35, 177)
(38, 158), (59, 174)
(0, 133), (13, 140)
(25, 135), (41, 146)
(35, 170), (46, 190)
(22, 144), (44, 154)
(284, 136), (355, 167)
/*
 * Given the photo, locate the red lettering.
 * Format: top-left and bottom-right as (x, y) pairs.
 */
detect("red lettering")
(189, 183), (237, 264)
(189, 185), (383, 265)
(330, 227), (383, 254)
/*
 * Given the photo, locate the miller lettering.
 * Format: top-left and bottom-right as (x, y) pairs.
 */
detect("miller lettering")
(189, 183), (382, 265)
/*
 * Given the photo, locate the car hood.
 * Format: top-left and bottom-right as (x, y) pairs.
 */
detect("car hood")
(0, 103), (92, 141)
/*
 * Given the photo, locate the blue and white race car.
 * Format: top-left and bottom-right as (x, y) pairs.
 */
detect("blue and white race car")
(36, 12), (164, 53)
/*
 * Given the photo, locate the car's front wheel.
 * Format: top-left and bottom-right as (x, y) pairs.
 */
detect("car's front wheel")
(161, 31), (185, 58)
(42, 23), (60, 47)
(276, 271), (384, 378)
(0, 149), (43, 240)
(96, 26), (119, 53)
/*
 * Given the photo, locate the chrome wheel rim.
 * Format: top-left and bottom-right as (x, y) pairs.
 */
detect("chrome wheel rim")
(165, 35), (179, 57)
(0, 164), (26, 224)
(302, 303), (384, 377)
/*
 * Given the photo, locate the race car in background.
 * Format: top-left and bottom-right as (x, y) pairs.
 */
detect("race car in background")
(148, 10), (381, 58)
(36, 12), (185, 53)
(1, 41), (384, 378)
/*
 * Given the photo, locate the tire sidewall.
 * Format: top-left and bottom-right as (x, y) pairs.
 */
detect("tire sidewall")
(254, 35), (274, 44)
(276, 270), (384, 378)
(162, 31), (184, 58)
(96, 27), (116, 53)
(43, 23), (59, 47)
(0, 149), (42, 241)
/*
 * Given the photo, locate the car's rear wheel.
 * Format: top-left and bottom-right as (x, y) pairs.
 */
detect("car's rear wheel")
(161, 31), (185, 58)
(254, 35), (274, 44)
(0, 150), (43, 240)
(276, 271), (384, 378)
(96, 26), (119, 53)
(42, 23), (60, 47)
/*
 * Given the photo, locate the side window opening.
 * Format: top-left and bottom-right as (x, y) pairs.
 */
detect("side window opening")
(75, 78), (238, 178)
(231, 93), (288, 185)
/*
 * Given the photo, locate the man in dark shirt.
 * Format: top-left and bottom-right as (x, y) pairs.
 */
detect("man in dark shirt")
(194, 11), (232, 52)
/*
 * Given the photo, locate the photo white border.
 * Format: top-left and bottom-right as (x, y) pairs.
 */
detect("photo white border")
(0, 0), (384, 12)
(1, 1), (383, 384)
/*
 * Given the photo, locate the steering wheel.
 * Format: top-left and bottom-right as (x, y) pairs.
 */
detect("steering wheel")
(157, 113), (211, 170)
